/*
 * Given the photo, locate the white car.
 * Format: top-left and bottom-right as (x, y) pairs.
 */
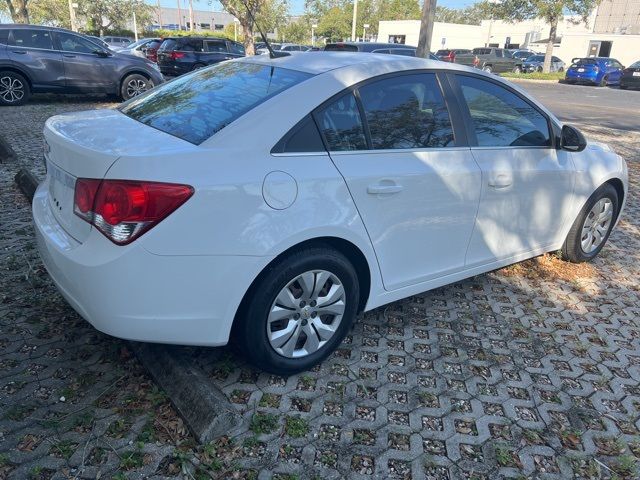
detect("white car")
(33, 53), (628, 374)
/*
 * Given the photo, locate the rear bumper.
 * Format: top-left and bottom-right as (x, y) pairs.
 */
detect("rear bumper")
(565, 72), (598, 83)
(158, 61), (192, 76)
(33, 183), (271, 346)
(620, 76), (640, 87)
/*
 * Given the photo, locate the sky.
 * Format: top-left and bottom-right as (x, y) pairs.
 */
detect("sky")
(150, 0), (476, 17)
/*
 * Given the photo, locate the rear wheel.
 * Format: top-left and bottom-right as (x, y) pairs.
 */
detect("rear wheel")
(562, 183), (618, 263)
(537, 66), (543, 73)
(598, 75), (608, 87)
(120, 74), (153, 101)
(192, 63), (206, 71)
(558, 66), (564, 72)
(0, 71), (30, 106)
(513, 66), (522, 74)
(482, 65), (493, 73)
(232, 246), (360, 375)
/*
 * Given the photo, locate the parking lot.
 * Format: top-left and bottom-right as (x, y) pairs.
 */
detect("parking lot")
(1, 81), (640, 479)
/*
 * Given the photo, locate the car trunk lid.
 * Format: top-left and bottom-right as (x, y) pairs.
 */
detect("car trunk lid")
(43, 109), (194, 243)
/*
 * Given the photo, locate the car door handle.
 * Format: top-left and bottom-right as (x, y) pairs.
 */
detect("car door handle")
(367, 183), (403, 195)
(488, 174), (512, 189)
(63, 54), (76, 58)
(11, 50), (27, 54)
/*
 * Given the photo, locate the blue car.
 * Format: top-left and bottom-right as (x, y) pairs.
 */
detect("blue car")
(565, 57), (624, 86)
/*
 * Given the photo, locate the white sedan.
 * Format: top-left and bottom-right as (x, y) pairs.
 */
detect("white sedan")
(33, 53), (628, 374)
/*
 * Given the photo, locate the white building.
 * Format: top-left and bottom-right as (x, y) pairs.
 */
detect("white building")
(148, 7), (236, 32)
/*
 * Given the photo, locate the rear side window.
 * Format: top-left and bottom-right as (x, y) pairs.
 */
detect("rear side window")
(272, 115), (325, 153)
(177, 38), (202, 51)
(229, 42), (245, 55)
(456, 75), (550, 147)
(316, 92), (367, 151)
(390, 48), (415, 56)
(0, 29), (9, 45)
(204, 39), (226, 52)
(358, 73), (454, 149)
(10, 29), (53, 50)
(472, 48), (491, 55)
(158, 39), (177, 51)
(120, 62), (312, 145)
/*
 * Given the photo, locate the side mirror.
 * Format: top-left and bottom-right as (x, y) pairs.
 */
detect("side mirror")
(560, 124), (586, 152)
(95, 50), (110, 58)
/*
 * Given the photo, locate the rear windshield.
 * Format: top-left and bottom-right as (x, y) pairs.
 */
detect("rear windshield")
(472, 48), (491, 55)
(120, 61), (312, 145)
(436, 50), (451, 55)
(325, 43), (358, 52)
(527, 55), (544, 61)
(631, 61), (640, 68)
(573, 58), (597, 65)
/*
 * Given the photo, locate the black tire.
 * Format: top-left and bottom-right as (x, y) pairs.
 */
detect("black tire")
(0, 71), (30, 106)
(192, 63), (206, 71)
(537, 66), (543, 73)
(558, 66), (564, 72)
(513, 66), (522, 74)
(232, 246), (360, 375)
(598, 75), (608, 87)
(120, 74), (153, 101)
(561, 183), (618, 263)
(482, 65), (493, 73)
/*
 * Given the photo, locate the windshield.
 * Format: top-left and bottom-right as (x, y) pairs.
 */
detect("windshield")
(120, 61), (312, 145)
(630, 61), (640, 68)
(526, 55), (544, 62)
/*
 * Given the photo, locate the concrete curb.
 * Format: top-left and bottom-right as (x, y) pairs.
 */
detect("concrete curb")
(0, 135), (17, 163)
(503, 77), (562, 84)
(14, 168), (39, 202)
(132, 343), (241, 444)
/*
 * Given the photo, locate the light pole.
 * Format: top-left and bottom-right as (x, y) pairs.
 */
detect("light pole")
(311, 23), (317, 46)
(351, 0), (358, 41)
(234, 18), (239, 42)
(362, 23), (369, 42)
(133, 10), (138, 41)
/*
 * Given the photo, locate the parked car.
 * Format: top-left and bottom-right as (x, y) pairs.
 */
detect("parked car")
(256, 43), (310, 54)
(33, 52), (627, 374)
(435, 48), (471, 62)
(324, 42), (440, 59)
(0, 24), (163, 105)
(142, 39), (163, 63)
(510, 49), (538, 60)
(101, 36), (133, 48)
(117, 37), (160, 58)
(522, 55), (565, 73)
(619, 60), (640, 89)
(565, 57), (623, 86)
(455, 47), (523, 73)
(156, 36), (245, 76)
(86, 35), (110, 50)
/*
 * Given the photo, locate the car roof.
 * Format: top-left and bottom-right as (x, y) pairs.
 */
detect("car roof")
(238, 51), (465, 75)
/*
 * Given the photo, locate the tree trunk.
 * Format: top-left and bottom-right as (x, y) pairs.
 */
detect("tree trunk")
(543, 17), (558, 74)
(242, 20), (255, 55)
(416, 0), (436, 58)
(189, 0), (195, 31)
(6, 0), (30, 23)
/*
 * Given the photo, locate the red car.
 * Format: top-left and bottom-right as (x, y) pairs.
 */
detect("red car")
(435, 48), (471, 63)
(142, 39), (163, 63)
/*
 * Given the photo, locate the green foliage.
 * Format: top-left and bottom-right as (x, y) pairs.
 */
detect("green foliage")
(284, 416), (310, 437)
(119, 450), (145, 470)
(249, 412), (279, 434)
(281, 18), (312, 44)
(500, 71), (564, 80)
(146, 28), (233, 40)
(435, 4), (488, 25)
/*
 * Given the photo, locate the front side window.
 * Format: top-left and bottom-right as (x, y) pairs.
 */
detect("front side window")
(57, 32), (99, 53)
(316, 92), (367, 151)
(358, 73), (454, 149)
(457, 75), (550, 147)
(0, 29), (9, 45)
(120, 62), (312, 145)
(10, 29), (53, 50)
(229, 42), (245, 55)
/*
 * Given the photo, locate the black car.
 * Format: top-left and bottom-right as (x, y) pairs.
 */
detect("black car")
(620, 60), (640, 90)
(324, 42), (440, 60)
(157, 37), (245, 76)
(0, 25), (163, 106)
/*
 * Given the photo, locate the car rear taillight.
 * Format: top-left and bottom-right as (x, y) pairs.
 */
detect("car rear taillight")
(74, 179), (193, 245)
(448, 51), (455, 62)
(170, 51), (185, 60)
(473, 56), (479, 67)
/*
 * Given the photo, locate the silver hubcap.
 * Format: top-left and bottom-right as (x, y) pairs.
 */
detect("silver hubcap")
(267, 270), (346, 359)
(0, 76), (25, 103)
(126, 79), (148, 98)
(581, 198), (613, 253)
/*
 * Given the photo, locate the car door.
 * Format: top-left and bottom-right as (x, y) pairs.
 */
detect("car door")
(452, 73), (575, 267)
(609, 59), (623, 82)
(54, 31), (112, 91)
(316, 72), (482, 290)
(7, 28), (65, 88)
(203, 38), (231, 63)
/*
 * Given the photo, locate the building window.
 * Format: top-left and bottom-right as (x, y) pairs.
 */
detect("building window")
(214, 24), (224, 30)
(388, 35), (406, 44)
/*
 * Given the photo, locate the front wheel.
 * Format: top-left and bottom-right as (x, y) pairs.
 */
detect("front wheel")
(0, 71), (30, 106)
(120, 74), (153, 101)
(562, 183), (618, 263)
(482, 65), (493, 73)
(598, 75), (608, 87)
(513, 66), (521, 74)
(232, 246), (360, 375)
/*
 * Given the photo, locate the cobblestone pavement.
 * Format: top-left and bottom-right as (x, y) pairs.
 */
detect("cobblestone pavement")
(1, 94), (640, 479)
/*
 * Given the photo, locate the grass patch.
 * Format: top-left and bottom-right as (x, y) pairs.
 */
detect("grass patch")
(120, 450), (145, 470)
(250, 413), (279, 434)
(284, 416), (310, 438)
(501, 71), (564, 80)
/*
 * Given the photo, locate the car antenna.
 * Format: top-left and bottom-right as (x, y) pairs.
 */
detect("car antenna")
(239, 0), (290, 59)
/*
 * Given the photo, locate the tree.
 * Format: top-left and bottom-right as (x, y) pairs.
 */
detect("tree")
(435, 4), (487, 25)
(482, 0), (598, 72)
(78, 0), (155, 36)
(377, 0), (420, 21)
(281, 18), (311, 43)
(3, 0), (30, 23)
(29, 0), (70, 28)
(316, 4), (351, 40)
